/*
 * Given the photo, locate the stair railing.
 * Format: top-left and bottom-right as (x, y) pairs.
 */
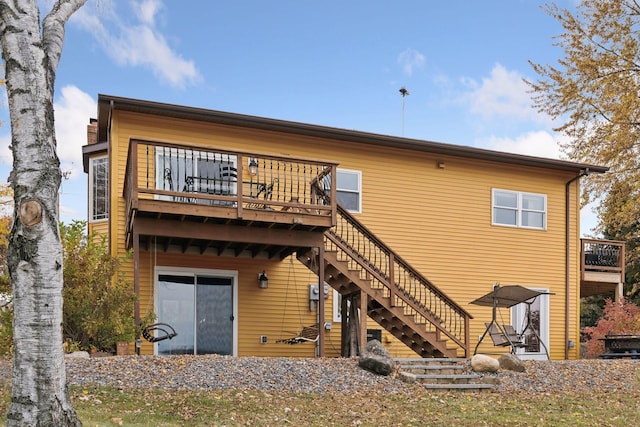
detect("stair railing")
(324, 202), (473, 356)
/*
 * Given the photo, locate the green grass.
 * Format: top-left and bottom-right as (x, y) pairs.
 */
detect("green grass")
(2, 382), (639, 426)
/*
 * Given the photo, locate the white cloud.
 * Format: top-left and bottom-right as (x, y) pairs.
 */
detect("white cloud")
(133, 0), (163, 26)
(54, 86), (97, 178)
(0, 134), (10, 167)
(480, 130), (564, 160)
(72, 1), (201, 88)
(464, 64), (549, 124)
(0, 86), (94, 183)
(397, 48), (426, 77)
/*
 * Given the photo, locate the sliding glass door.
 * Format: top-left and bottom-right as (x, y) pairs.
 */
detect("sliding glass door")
(156, 270), (236, 355)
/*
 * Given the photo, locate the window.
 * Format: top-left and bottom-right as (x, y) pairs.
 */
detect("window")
(336, 169), (361, 213)
(492, 189), (546, 229)
(90, 156), (108, 221)
(155, 147), (237, 203)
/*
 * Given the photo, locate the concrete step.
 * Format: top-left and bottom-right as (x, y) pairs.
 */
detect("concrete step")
(395, 357), (495, 392)
(395, 357), (467, 363)
(398, 364), (466, 372)
(422, 383), (495, 391)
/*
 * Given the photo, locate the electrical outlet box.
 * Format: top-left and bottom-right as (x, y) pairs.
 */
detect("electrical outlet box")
(260, 335), (267, 344)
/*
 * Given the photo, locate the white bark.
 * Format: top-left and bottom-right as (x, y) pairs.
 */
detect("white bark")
(0, 1), (87, 425)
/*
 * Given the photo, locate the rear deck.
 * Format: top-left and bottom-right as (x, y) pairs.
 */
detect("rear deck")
(123, 138), (338, 258)
(580, 239), (625, 298)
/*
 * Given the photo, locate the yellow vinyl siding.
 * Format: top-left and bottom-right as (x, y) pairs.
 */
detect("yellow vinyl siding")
(88, 220), (108, 237)
(106, 110), (581, 359)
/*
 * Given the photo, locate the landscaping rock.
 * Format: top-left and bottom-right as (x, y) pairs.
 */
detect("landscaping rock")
(471, 354), (500, 372)
(65, 351), (90, 359)
(499, 354), (525, 372)
(358, 340), (395, 376)
(397, 371), (417, 384)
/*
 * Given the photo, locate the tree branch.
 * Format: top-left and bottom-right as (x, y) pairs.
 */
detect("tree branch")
(42, 0), (88, 73)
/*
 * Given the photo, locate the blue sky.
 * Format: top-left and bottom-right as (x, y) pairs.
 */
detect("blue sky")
(1, 0), (599, 234)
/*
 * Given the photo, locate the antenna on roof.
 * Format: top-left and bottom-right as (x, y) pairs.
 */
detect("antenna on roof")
(399, 87), (410, 136)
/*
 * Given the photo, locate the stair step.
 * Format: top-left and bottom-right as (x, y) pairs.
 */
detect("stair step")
(399, 364), (466, 371)
(395, 357), (467, 363)
(414, 374), (482, 383)
(396, 357), (495, 391)
(421, 383), (494, 391)
(317, 249), (463, 359)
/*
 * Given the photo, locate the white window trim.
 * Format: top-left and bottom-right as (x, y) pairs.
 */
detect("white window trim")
(492, 189), (547, 230)
(89, 155), (108, 223)
(511, 287), (549, 360)
(336, 168), (362, 214)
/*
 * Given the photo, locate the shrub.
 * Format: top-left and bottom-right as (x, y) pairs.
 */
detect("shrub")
(0, 221), (151, 354)
(0, 301), (12, 356)
(61, 220), (139, 353)
(0, 272), (12, 356)
(582, 297), (640, 357)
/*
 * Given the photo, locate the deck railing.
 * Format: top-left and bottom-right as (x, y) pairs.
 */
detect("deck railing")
(324, 203), (472, 356)
(581, 238), (625, 275)
(123, 138), (337, 220)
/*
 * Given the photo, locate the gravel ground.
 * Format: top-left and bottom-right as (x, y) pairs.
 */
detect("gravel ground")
(1, 356), (639, 394)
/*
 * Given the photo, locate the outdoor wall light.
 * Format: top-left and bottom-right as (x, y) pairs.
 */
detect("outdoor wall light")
(248, 158), (258, 176)
(258, 271), (268, 289)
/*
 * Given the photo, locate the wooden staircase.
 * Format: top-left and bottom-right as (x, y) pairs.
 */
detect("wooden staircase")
(396, 358), (495, 392)
(297, 203), (473, 358)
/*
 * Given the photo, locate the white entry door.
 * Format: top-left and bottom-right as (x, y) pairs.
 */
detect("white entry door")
(511, 288), (550, 360)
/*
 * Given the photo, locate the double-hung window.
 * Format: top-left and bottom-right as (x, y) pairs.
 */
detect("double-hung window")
(89, 156), (108, 222)
(336, 169), (362, 213)
(492, 189), (546, 229)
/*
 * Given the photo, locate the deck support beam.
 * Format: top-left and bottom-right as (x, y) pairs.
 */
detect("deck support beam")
(134, 217), (324, 249)
(317, 244), (325, 357)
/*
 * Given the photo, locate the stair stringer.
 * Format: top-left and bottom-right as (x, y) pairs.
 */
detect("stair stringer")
(297, 249), (457, 358)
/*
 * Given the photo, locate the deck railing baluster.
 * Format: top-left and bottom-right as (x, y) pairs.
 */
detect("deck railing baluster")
(322, 203), (473, 356)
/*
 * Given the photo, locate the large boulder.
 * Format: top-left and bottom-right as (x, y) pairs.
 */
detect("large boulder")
(471, 354), (500, 372)
(358, 340), (395, 376)
(499, 353), (525, 372)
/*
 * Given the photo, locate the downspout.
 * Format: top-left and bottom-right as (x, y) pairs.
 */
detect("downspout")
(565, 168), (589, 359)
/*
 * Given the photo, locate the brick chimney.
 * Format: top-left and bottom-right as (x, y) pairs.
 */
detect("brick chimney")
(87, 118), (98, 145)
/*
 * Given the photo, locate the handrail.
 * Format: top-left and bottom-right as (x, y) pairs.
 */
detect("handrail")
(581, 238), (625, 276)
(125, 138), (338, 215)
(325, 202), (472, 356)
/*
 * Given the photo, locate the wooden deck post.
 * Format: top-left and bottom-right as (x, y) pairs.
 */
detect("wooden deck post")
(133, 230), (140, 325)
(349, 295), (360, 355)
(388, 253), (395, 307)
(359, 290), (368, 351)
(341, 294), (349, 357)
(317, 244), (325, 357)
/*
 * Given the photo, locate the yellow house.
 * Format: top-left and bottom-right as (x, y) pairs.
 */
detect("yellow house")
(82, 94), (624, 360)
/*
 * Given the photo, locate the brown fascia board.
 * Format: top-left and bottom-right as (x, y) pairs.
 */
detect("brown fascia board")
(81, 141), (108, 173)
(97, 94), (609, 175)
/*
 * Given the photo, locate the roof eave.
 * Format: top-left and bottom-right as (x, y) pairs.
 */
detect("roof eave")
(96, 94), (609, 175)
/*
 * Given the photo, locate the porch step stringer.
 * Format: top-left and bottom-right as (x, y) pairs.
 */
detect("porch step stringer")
(296, 203), (472, 358)
(302, 249), (455, 358)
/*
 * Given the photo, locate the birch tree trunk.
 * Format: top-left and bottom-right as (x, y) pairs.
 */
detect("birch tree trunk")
(0, 1), (87, 425)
